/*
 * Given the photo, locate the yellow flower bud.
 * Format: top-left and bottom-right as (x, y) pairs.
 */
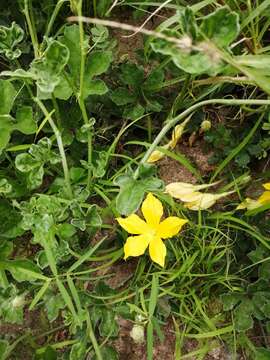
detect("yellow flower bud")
(200, 120), (211, 132)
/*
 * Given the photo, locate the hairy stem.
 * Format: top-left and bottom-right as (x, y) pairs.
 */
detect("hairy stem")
(35, 98), (73, 199)
(78, 0), (93, 190)
(134, 98), (270, 179)
(23, 0), (39, 58)
(86, 311), (103, 360)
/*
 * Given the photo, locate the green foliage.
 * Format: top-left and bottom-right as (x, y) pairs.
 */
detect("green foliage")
(15, 137), (60, 189)
(151, 6), (240, 75)
(0, 285), (25, 324)
(110, 62), (165, 119)
(0, 80), (37, 152)
(0, 21), (24, 59)
(199, 7), (240, 47)
(1, 1), (270, 359)
(115, 169), (164, 215)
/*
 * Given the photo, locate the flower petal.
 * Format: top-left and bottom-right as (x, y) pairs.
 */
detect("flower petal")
(258, 191), (270, 205)
(149, 237), (166, 267)
(141, 193), (163, 226)
(236, 198), (262, 210)
(184, 193), (216, 210)
(157, 216), (188, 238)
(263, 183), (270, 191)
(124, 234), (151, 259)
(147, 144), (170, 163)
(116, 214), (150, 234)
(147, 149), (165, 163)
(165, 181), (220, 200)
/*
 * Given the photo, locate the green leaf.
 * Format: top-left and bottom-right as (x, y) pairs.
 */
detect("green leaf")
(70, 341), (87, 360)
(200, 6), (240, 47)
(235, 152), (250, 168)
(248, 246), (268, 263)
(0, 285), (24, 324)
(123, 103), (145, 120)
(143, 69), (164, 91)
(53, 74), (73, 100)
(93, 346), (119, 360)
(0, 80), (16, 115)
(0, 199), (22, 237)
(0, 240), (13, 260)
(91, 24), (109, 44)
(110, 88), (137, 106)
(0, 126), (12, 151)
(2, 259), (47, 282)
(97, 0), (111, 17)
(115, 175), (163, 215)
(234, 300), (254, 332)
(92, 150), (107, 178)
(85, 51), (112, 79)
(91, 306), (119, 338)
(31, 40), (69, 94)
(151, 38), (220, 75)
(27, 166), (44, 190)
(57, 223), (76, 239)
(44, 292), (65, 321)
(0, 178), (12, 194)
(179, 7), (198, 39)
(1, 68), (32, 80)
(0, 340), (9, 360)
(255, 347), (270, 360)
(83, 79), (108, 98)
(116, 177), (145, 215)
(148, 274), (159, 317)
(34, 346), (57, 360)
(120, 63), (144, 88)
(15, 106), (37, 134)
(60, 24), (89, 81)
(0, 22), (24, 60)
(15, 153), (40, 172)
(259, 261), (270, 281)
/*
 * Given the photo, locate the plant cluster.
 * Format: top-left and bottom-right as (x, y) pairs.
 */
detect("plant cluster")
(1, 1), (270, 359)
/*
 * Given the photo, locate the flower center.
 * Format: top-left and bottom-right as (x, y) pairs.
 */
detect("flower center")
(147, 227), (158, 238)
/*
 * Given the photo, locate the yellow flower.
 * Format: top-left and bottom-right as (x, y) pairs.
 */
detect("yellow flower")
(116, 193), (188, 267)
(236, 198), (262, 210)
(258, 183), (270, 205)
(165, 181), (219, 201)
(165, 181), (233, 210)
(263, 183), (270, 190)
(147, 118), (190, 163)
(183, 192), (233, 210)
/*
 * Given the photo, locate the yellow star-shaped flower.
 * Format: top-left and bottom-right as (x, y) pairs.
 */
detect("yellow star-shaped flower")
(258, 183), (270, 205)
(116, 193), (188, 267)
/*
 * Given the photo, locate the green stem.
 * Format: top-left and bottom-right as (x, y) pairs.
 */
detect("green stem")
(171, 74), (191, 117)
(86, 311), (103, 360)
(78, 0), (93, 190)
(23, 0), (39, 58)
(44, 0), (67, 39)
(93, 0), (97, 16)
(0, 270), (8, 288)
(134, 98), (270, 179)
(35, 98), (73, 199)
(51, 94), (62, 129)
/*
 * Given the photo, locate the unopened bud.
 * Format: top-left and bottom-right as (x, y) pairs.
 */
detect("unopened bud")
(200, 120), (211, 132)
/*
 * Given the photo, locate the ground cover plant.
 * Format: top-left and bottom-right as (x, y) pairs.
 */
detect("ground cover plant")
(1, 0), (270, 359)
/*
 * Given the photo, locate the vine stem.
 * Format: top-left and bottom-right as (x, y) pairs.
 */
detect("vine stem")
(78, 0), (93, 190)
(34, 98), (73, 199)
(23, 0), (39, 58)
(44, 0), (67, 39)
(134, 98), (270, 179)
(86, 311), (103, 360)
